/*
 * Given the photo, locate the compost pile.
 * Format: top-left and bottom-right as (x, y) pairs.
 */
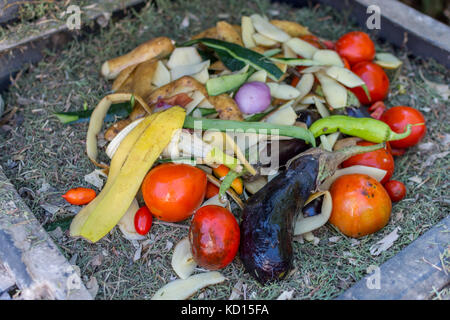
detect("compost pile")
(49, 11), (437, 299)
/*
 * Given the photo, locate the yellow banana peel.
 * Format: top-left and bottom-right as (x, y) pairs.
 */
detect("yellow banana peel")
(70, 106), (186, 242)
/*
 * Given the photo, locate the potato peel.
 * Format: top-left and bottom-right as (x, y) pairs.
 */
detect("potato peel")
(151, 271), (226, 300)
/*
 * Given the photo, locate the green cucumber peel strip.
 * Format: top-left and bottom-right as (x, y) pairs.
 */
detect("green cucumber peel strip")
(180, 38), (284, 81)
(263, 48), (282, 57)
(215, 47), (246, 71)
(270, 57), (324, 66)
(206, 71), (250, 96)
(183, 116), (316, 147)
(54, 101), (133, 124)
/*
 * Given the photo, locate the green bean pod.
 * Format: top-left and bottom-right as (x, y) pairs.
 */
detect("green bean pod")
(309, 115), (413, 143)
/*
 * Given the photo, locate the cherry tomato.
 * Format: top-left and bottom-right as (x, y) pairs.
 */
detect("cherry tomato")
(134, 206), (153, 235)
(335, 31), (375, 66)
(380, 106), (426, 149)
(141, 163), (207, 222)
(205, 182), (219, 199)
(62, 187), (96, 205)
(189, 205), (240, 270)
(329, 174), (392, 238)
(384, 180), (406, 202)
(342, 141), (395, 184)
(350, 61), (390, 105)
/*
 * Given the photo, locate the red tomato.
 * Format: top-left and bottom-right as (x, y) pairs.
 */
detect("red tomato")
(350, 61), (390, 105)
(141, 163), (207, 222)
(380, 106), (426, 149)
(205, 182), (219, 199)
(189, 205), (240, 270)
(134, 206), (153, 235)
(384, 180), (406, 202)
(342, 141), (395, 184)
(335, 31), (375, 66)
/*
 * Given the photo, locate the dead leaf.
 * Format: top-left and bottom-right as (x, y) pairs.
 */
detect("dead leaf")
(370, 227), (400, 256)
(395, 209), (404, 222)
(328, 236), (341, 243)
(180, 15), (189, 29)
(91, 254), (103, 267)
(277, 290), (294, 300)
(408, 176), (423, 184)
(419, 69), (449, 101)
(422, 151), (449, 169)
(40, 202), (61, 215)
(86, 276), (99, 299)
(165, 240), (173, 251)
(84, 169), (106, 189)
(48, 227), (64, 239)
(228, 279), (244, 300)
(133, 244), (142, 262)
(418, 142), (436, 152)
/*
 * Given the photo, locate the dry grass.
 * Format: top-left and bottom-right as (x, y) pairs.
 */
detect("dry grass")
(0, 0), (449, 300)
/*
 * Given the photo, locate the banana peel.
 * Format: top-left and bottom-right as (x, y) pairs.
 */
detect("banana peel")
(70, 106), (186, 242)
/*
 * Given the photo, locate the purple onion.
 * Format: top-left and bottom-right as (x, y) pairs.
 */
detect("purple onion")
(234, 82), (271, 114)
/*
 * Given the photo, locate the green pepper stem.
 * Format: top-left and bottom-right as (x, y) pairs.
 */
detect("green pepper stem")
(387, 123), (423, 141)
(326, 143), (386, 170)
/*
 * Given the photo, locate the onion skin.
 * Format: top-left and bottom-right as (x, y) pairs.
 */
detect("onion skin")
(234, 82), (271, 114)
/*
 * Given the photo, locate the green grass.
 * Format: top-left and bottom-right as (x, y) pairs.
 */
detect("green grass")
(0, 0), (449, 300)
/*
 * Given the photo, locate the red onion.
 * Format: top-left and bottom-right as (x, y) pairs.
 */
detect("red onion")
(234, 82), (271, 114)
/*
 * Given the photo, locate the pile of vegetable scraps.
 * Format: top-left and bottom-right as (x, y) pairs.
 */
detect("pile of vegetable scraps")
(57, 14), (427, 299)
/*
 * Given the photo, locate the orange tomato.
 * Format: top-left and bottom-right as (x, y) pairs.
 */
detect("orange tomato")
(62, 187), (96, 205)
(335, 31), (375, 66)
(329, 174), (392, 238)
(141, 163), (207, 222)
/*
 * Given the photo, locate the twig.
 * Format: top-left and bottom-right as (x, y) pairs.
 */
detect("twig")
(153, 220), (189, 229)
(422, 257), (442, 272)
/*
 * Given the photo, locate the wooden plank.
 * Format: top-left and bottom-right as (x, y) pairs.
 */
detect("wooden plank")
(0, 0), (146, 92)
(0, 165), (92, 300)
(278, 0), (450, 68)
(337, 215), (450, 300)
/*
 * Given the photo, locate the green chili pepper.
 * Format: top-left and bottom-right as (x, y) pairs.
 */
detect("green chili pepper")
(309, 115), (414, 143)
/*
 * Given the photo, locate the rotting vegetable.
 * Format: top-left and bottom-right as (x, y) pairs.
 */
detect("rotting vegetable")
(329, 173), (392, 238)
(239, 143), (386, 284)
(189, 205), (240, 270)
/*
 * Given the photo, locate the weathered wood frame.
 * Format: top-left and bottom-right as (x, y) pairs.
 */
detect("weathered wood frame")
(0, 0), (448, 300)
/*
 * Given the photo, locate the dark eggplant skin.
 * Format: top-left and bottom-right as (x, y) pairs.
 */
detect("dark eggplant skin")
(245, 139), (310, 181)
(331, 106), (371, 118)
(296, 109), (321, 128)
(239, 154), (319, 284)
(302, 197), (323, 218)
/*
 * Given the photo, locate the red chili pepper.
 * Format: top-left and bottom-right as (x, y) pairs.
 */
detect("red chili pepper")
(369, 101), (387, 120)
(62, 187), (96, 205)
